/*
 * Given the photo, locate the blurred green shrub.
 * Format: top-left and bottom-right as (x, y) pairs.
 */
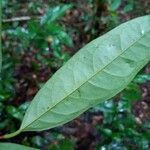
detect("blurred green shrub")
(1, 4), (73, 135)
(93, 80), (150, 150)
(6, 4), (73, 64)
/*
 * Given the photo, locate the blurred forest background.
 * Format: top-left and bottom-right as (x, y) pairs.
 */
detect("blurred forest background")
(1, 0), (150, 150)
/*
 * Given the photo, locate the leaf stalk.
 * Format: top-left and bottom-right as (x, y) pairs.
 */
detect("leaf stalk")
(0, 130), (21, 139)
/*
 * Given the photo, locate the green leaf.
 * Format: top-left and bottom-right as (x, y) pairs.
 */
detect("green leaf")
(0, 143), (39, 150)
(123, 4), (133, 13)
(134, 74), (150, 83)
(48, 139), (75, 150)
(41, 5), (72, 24)
(4, 15), (147, 134)
(45, 23), (73, 47)
(19, 15), (150, 132)
(7, 27), (30, 47)
(110, 0), (122, 11)
(6, 105), (24, 121)
(122, 83), (142, 101)
(31, 136), (46, 148)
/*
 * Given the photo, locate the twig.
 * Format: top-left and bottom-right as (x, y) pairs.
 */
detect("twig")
(2, 16), (42, 23)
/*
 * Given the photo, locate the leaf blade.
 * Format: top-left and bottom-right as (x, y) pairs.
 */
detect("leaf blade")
(0, 143), (39, 150)
(40, 4), (72, 24)
(21, 15), (150, 131)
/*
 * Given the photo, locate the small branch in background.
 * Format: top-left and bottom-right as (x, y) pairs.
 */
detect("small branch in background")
(2, 16), (42, 23)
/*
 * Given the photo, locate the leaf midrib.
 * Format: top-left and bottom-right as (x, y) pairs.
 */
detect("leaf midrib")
(22, 29), (150, 130)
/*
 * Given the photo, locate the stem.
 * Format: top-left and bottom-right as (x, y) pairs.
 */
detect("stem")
(2, 16), (41, 23)
(0, 130), (21, 139)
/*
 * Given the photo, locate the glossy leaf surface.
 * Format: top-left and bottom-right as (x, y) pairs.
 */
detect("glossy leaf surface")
(0, 143), (39, 150)
(21, 15), (150, 131)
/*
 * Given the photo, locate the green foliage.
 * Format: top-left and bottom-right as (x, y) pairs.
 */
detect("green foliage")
(0, 4), (72, 135)
(5, 4), (73, 65)
(122, 83), (141, 101)
(91, 75), (150, 149)
(48, 139), (75, 150)
(0, 45), (1, 73)
(0, 4), (75, 149)
(1, 1), (150, 149)
(41, 5), (72, 24)
(134, 74), (150, 84)
(18, 15), (150, 132)
(95, 95), (150, 150)
(123, 1), (134, 13)
(6, 102), (30, 121)
(80, 0), (135, 38)
(107, 0), (122, 11)
(0, 142), (39, 150)
(104, 0), (134, 29)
